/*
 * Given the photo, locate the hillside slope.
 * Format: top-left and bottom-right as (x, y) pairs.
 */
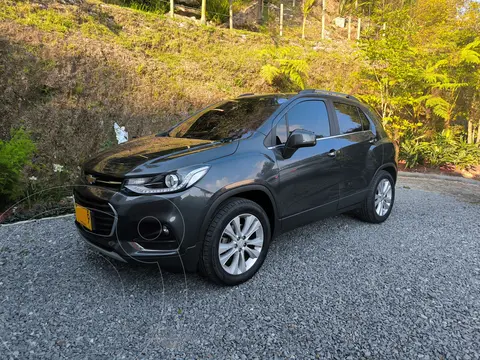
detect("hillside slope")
(1, 0), (359, 173)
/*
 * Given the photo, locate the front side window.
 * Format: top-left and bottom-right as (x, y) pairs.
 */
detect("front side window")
(334, 102), (364, 134)
(170, 96), (289, 141)
(275, 100), (330, 144)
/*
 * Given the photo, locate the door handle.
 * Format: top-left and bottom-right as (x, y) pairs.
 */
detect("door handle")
(327, 149), (336, 157)
(369, 136), (377, 144)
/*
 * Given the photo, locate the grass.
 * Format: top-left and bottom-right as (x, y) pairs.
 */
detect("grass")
(0, 0), (360, 212)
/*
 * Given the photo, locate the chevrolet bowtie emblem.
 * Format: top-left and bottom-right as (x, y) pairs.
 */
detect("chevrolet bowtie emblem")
(85, 174), (96, 184)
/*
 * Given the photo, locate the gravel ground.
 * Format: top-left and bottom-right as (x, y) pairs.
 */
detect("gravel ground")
(0, 177), (479, 359)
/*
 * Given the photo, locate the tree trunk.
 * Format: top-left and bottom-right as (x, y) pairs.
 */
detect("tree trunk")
(477, 122), (480, 144)
(200, 0), (206, 24)
(170, 0), (174, 18)
(468, 120), (473, 144)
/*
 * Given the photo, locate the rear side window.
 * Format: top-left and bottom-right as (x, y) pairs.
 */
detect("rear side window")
(358, 109), (371, 131)
(334, 102), (365, 134)
(275, 100), (330, 144)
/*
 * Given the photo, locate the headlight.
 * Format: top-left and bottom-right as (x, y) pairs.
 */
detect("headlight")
(123, 165), (210, 194)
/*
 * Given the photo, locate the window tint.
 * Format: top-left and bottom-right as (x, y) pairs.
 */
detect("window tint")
(334, 102), (363, 134)
(358, 109), (370, 131)
(280, 100), (330, 140)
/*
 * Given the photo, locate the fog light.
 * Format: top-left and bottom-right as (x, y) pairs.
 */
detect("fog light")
(137, 217), (162, 241)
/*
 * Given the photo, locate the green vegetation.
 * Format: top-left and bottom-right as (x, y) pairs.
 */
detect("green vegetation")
(0, 128), (36, 208)
(0, 0), (479, 214)
(358, 0), (480, 169)
(401, 130), (480, 169)
(259, 47), (310, 90)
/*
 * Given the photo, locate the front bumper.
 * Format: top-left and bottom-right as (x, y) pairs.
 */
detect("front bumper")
(73, 184), (209, 272)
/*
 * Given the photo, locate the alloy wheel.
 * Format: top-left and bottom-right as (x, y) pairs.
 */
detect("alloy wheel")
(218, 213), (264, 275)
(375, 178), (393, 217)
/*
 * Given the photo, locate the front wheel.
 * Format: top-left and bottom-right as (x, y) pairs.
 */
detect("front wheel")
(199, 198), (271, 285)
(357, 170), (395, 223)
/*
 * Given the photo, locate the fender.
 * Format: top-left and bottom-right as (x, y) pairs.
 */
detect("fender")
(371, 162), (398, 184)
(199, 183), (281, 241)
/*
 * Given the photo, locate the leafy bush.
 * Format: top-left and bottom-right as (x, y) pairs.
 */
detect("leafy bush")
(207, 0), (230, 24)
(423, 130), (480, 169)
(399, 137), (426, 168)
(0, 128), (36, 208)
(399, 129), (480, 169)
(118, 0), (168, 13)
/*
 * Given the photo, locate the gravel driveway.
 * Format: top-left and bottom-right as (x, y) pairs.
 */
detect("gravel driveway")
(1, 177), (479, 359)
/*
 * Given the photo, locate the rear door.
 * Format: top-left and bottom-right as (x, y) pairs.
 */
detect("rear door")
(270, 98), (342, 230)
(330, 101), (379, 209)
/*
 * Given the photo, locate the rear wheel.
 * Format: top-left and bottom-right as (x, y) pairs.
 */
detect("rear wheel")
(357, 170), (395, 223)
(199, 198), (271, 285)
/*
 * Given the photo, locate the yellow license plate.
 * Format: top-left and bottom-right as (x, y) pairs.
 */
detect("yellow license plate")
(75, 204), (92, 231)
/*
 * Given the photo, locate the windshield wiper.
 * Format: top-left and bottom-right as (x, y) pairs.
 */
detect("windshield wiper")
(155, 131), (170, 137)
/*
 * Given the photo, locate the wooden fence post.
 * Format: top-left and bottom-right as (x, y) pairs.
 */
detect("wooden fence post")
(257, 0), (263, 23)
(229, 0), (233, 30)
(170, 0), (174, 18)
(201, 0), (206, 24)
(280, 3), (284, 36)
(321, 0), (326, 40)
(347, 16), (351, 40)
(357, 17), (361, 40)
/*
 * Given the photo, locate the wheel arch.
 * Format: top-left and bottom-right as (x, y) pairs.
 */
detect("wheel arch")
(201, 185), (280, 241)
(373, 163), (397, 184)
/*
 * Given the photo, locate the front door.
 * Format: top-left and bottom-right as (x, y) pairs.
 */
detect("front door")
(271, 99), (342, 231)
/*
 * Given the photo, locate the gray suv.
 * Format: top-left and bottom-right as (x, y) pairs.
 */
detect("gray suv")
(74, 90), (397, 285)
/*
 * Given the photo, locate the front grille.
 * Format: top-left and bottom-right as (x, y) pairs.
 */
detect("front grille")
(84, 172), (123, 190)
(74, 191), (116, 236)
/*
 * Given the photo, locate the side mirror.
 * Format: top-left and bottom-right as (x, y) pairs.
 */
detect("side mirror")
(283, 129), (316, 158)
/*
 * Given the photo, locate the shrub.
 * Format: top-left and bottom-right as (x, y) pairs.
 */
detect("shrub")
(399, 129), (480, 169)
(119, 0), (168, 13)
(399, 137), (426, 168)
(423, 130), (480, 169)
(206, 0), (230, 24)
(0, 128), (36, 209)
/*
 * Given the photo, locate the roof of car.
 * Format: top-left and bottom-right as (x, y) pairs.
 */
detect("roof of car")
(235, 90), (360, 102)
(235, 93), (295, 99)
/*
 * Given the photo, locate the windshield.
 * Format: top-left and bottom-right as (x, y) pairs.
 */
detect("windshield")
(169, 96), (289, 141)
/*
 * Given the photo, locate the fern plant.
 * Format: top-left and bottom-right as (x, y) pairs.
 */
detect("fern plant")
(259, 47), (309, 91)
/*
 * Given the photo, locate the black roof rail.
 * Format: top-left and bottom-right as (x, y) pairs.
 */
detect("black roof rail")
(238, 93), (255, 97)
(298, 89), (360, 102)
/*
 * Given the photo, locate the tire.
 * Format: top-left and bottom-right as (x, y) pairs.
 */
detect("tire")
(357, 170), (395, 223)
(199, 197), (271, 285)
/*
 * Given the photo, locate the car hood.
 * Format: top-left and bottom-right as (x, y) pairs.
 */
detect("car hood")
(83, 135), (239, 177)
